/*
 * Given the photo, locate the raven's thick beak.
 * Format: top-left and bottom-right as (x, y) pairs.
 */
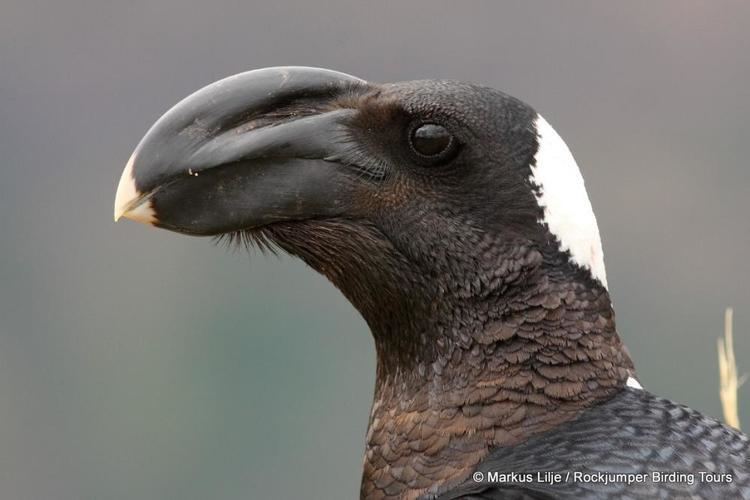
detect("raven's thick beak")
(114, 66), (368, 235)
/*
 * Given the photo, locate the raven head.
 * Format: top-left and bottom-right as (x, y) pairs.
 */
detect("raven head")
(115, 68), (606, 339)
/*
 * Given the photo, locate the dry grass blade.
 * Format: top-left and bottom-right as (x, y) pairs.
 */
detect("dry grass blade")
(718, 308), (746, 430)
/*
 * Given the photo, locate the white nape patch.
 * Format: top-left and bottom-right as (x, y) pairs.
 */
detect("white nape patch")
(530, 115), (608, 288)
(626, 376), (643, 390)
(114, 153), (157, 225)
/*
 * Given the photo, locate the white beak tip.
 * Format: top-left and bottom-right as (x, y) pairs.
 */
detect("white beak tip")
(114, 154), (157, 225)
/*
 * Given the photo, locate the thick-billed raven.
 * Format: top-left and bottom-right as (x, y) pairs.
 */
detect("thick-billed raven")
(115, 67), (749, 499)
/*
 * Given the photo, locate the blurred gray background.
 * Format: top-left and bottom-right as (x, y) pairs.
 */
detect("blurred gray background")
(1, 1), (748, 499)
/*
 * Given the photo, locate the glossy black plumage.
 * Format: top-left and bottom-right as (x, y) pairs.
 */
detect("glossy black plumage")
(433, 388), (750, 499)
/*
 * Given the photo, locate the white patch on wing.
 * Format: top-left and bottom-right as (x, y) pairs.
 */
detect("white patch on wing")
(530, 115), (608, 288)
(626, 376), (643, 390)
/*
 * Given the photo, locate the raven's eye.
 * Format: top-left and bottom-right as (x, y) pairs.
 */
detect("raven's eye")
(408, 123), (457, 162)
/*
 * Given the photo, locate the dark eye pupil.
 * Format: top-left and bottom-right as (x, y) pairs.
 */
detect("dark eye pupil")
(411, 124), (452, 157)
